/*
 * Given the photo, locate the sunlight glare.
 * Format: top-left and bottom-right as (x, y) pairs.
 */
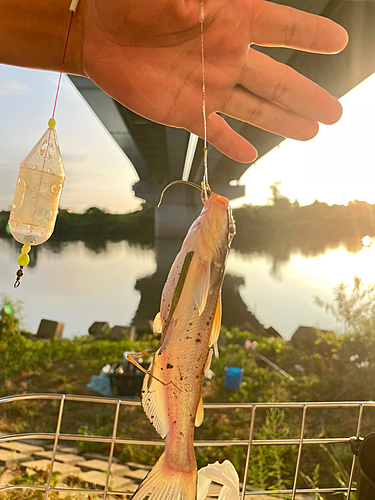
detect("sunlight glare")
(362, 235), (372, 247)
(234, 72), (375, 208)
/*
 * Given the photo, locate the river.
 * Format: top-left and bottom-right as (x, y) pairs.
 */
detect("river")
(1, 232), (374, 340)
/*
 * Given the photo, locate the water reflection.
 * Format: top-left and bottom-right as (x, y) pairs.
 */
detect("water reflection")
(233, 228), (369, 280)
(0, 237), (156, 338)
(0, 225), (372, 340)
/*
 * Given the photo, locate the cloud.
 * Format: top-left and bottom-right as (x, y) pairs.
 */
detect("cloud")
(0, 79), (29, 96)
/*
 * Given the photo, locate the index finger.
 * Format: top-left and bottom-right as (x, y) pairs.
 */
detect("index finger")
(250, 0), (348, 54)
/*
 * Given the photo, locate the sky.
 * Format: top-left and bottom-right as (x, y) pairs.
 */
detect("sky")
(234, 71), (375, 207)
(0, 63), (375, 213)
(0, 65), (140, 214)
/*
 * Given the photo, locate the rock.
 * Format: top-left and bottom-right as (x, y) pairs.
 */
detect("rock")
(44, 444), (80, 455)
(19, 439), (51, 449)
(78, 459), (110, 473)
(33, 451), (85, 465)
(110, 463), (133, 476)
(78, 470), (133, 491)
(265, 326), (282, 338)
(135, 320), (153, 336)
(79, 459), (131, 476)
(125, 462), (152, 471)
(21, 459), (82, 476)
(0, 441), (45, 455)
(82, 453), (118, 463)
(290, 325), (332, 348)
(36, 319), (65, 340)
(88, 321), (109, 336)
(123, 468), (148, 483)
(0, 451), (32, 467)
(110, 325), (135, 341)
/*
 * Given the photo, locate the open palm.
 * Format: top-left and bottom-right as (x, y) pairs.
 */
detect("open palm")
(82, 0), (348, 163)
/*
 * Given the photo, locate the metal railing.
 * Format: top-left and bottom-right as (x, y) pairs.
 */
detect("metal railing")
(0, 393), (373, 499)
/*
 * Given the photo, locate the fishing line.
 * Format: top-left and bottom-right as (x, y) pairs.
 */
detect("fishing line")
(200, 0), (211, 202)
(35, 10), (74, 195)
(156, 3), (209, 207)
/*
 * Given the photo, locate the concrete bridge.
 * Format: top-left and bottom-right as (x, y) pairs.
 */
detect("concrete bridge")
(70, 0), (375, 237)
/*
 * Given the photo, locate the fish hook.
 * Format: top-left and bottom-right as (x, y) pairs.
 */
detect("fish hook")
(158, 180), (203, 208)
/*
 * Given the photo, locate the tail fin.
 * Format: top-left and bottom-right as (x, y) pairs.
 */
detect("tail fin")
(131, 452), (197, 500)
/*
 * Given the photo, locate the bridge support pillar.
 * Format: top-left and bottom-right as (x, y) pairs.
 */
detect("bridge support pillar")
(155, 203), (201, 238)
(133, 180), (245, 239)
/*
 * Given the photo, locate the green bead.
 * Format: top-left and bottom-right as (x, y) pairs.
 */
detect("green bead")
(48, 118), (56, 129)
(21, 244), (31, 254)
(17, 254), (30, 267)
(4, 305), (12, 315)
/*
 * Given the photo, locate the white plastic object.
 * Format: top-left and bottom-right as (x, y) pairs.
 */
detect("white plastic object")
(197, 460), (239, 500)
(8, 127), (65, 246)
(69, 0), (80, 12)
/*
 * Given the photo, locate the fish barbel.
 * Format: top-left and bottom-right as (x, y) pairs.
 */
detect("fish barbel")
(131, 192), (235, 500)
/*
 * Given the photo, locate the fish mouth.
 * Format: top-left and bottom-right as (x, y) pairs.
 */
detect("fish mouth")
(209, 192), (228, 208)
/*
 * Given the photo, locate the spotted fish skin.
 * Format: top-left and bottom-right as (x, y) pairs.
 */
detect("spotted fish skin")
(131, 192), (235, 500)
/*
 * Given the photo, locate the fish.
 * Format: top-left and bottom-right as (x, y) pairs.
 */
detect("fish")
(130, 191), (235, 500)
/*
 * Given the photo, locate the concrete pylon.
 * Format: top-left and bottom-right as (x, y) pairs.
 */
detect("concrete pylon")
(133, 180), (244, 238)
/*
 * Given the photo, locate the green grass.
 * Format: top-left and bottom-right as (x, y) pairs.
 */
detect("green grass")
(2, 292), (374, 494)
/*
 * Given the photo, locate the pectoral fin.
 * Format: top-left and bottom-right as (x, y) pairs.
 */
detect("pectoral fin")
(209, 293), (222, 347)
(195, 397), (204, 427)
(141, 354), (168, 439)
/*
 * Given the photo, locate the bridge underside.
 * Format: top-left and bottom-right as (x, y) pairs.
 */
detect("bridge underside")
(70, 0), (375, 236)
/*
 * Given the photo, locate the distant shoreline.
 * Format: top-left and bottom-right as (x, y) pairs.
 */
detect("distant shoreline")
(2, 195), (375, 249)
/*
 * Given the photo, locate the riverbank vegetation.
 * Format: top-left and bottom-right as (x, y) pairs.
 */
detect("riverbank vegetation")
(232, 183), (375, 255)
(1, 279), (375, 496)
(0, 202), (155, 245)
(1, 184), (375, 252)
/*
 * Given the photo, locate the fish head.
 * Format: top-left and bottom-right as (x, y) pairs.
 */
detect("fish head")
(196, 192), (236, 260)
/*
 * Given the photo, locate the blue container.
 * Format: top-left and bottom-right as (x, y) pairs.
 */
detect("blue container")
(224, 367), (244, 390)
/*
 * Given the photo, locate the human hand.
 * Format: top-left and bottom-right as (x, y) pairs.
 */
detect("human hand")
(81, 0), (348, 163)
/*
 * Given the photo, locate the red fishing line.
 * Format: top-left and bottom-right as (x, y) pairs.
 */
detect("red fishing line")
(52, 10), (75, 120)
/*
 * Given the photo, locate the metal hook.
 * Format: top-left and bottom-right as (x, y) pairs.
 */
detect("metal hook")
(158, 180), (203, 208)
